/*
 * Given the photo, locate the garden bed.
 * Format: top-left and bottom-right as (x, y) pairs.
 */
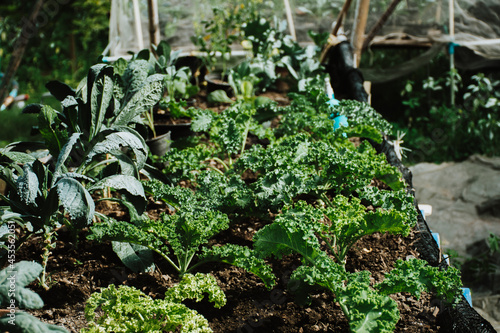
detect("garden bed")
(7, 87), (458, 332)
(20, 215), (439, 332)
(0, 25), (495, 331)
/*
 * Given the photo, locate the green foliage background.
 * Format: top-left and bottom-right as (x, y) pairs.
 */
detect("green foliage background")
(0, 0), (109, 146)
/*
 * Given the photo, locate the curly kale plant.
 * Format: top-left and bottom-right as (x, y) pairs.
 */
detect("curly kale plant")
(253, 200), (461, 333)
(83, 273), (225, 333)
(333, 99), (393, 135)
(89, 181), (275, 289)
(235, 133), (405, 210)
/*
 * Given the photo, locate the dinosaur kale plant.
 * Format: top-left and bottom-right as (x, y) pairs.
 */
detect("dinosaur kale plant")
(0, 261), (68, 332)
(0, 132), (147, 287)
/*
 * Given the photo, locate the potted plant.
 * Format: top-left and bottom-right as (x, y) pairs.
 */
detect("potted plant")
(191, 2), (260, 94)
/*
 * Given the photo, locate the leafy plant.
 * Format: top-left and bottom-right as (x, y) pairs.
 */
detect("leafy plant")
(88, 181), (275, 289)
(0, 132), (147, 286)
(26, 62), (163, 157)
(242, 17), (326, 92)
(253, 206), (401, 332)
(83, 273), (225, 333)
(375, 258), (463, 305)
(253, 200), (461, 332)
(191, 6), (242, 78)
(0, 151), (94, 288)
(333, 99), (393, 135)
(0, 261), (69, 332)
(189, 99), (274, 172)
(235, 133), (404, 210)
(398, 72), (500, 162)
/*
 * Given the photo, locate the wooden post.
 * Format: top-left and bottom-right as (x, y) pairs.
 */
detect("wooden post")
(449, 0), (455, 107)
(147, 0), (160, 48)
(351, 0), (370, 67)
(332, 0), (354, 36)
(283, 0), (296, 41)
(0, 0), (44, 101)
(362, 0), (402, 50)
(132, 0), (144, 50)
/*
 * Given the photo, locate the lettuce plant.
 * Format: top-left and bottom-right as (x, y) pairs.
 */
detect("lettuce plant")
(83, 273), (225, 333)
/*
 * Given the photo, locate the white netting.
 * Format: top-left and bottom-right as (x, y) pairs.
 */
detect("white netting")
(107, 0), (500, 65)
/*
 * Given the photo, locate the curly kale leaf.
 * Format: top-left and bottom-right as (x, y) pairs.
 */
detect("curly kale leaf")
(164, 273), (226, 308)
(322, 195), (412, 262)
(90, 209), (230, 274)
(334, 99), (393, 135)
(195, 170), (253, 213)
(83, 279), (218, 333)
(191, 108), (215, 132)
(162, 210), (230, 266)
(88, 219), (166, 255)
(208, 101), (256, 156)
(338, 271), (400, 333)
(342, 124), (383, 143)
(253, 168), (312, 209)
(199, 244), (276, 289)
(376, 258), (463, 304)
(143, 179), (195, 211)
(288, 251), (348, 304)
(145, 170), (253, 214)
(160, 144), (214, 183)
(253, 211), (323, 263)
(357, 186), (417, 226)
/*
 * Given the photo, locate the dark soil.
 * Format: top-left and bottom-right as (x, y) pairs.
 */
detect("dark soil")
(12, 88), (443, 332)
(17, 203), (441, 332)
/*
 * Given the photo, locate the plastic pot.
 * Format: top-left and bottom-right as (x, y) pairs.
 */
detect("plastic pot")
(205, 72), (233, 97)
(146, 131), (171, 157)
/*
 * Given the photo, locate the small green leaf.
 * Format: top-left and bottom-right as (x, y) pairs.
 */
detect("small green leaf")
(207, 90), (233, 104)
(200, 244), (276, 289)
(111, 242), (155, 273)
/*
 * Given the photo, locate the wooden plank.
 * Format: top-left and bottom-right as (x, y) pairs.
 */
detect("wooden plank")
(147, 0), (160, 48)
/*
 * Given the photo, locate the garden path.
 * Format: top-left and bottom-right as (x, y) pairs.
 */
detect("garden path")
(410, 155), (500, 330)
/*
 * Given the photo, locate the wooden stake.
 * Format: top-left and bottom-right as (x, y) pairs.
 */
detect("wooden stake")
(351, 0), (371, 67)
(283, 0), (296, 41)
(132, 0), (144, 50)
(147, 0), (160, 48)
(362, 0), (402, 50)
(332, 0), (354, 36)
